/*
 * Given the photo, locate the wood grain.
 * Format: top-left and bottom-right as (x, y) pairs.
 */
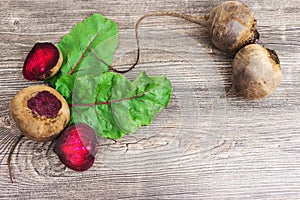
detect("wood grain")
(0, 0), (299, 199)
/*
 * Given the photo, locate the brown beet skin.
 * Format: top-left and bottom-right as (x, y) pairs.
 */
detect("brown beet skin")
(231, 44), (282, 100)
(9, 85), (70, 142)
(206, 1), (258, 52)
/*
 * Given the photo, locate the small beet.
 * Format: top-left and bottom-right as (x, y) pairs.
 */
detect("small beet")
(205, 1), (258, 52)
(9, 85), (70, 141)
(23, 42), (63, 81)
(135, 1), (259, 53)
(54, 124), (98, 171)
(230, 44), (282, 100)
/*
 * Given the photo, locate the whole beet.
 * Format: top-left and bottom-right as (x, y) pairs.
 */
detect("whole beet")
(136, 1), (259, 53)
(205, 1), (258, 52)
(54, 124), (98, 171)
(230, 44), (282, 100)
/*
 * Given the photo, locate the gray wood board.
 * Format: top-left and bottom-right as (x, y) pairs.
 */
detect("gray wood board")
(0, 0), (299, 199)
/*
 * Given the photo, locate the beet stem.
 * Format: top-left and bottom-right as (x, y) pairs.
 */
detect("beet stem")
(130, 12), (207, 71)
(137, 12), (208, 26)
(94, 12), (208, 74)
(8, 135), (24, 184)
(88, 47), (138, 74)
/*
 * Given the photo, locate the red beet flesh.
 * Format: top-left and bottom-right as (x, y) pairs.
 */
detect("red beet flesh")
(54, 124), (98, 171)
(27, 91), (62, 118)
(23, 42), (60, 81)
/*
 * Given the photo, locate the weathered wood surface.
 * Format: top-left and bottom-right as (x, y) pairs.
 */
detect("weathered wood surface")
(0, 0), (299, 199)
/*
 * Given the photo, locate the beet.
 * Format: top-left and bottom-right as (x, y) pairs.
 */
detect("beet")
(10, 85), (70, 142)
(230, 44), (282, 100)
(9, 85), (70, 183)
(205, 1), (258, 52)
(134, 1), (259, 53)
(23, 42), (63, 81)
(54, 124), (98, 171)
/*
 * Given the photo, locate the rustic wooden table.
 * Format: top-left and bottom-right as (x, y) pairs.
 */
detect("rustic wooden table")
(0, 0), (299, 199)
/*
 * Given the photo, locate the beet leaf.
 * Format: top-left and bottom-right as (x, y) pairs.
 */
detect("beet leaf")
(47, 14), (118, 86)
(56, 71), (172, 139)
(48, 13), (172, 139)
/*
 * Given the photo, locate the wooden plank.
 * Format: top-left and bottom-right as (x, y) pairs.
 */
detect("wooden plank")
(0, 0), (299, 199)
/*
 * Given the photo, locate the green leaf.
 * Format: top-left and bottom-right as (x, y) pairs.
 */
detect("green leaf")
(46, 14), (118, 86)
(60, 71), (172, 139)
(47, 13), (173, 139)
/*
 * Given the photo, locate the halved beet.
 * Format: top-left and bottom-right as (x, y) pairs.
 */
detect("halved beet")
(9, 85), (70, 142)
(23, 42), (63, 81)
(54, 124), (99, 171)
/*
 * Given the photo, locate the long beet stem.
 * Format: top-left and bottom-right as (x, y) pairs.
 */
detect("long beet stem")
(8, 135), (24, 183)
(137, 12), (208, 26)
(107, 11), (208, 74)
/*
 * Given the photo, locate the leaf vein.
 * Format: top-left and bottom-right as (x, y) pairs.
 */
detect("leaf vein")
(69, 31), (100, 75)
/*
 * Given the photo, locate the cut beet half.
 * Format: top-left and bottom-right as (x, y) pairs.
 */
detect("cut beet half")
(23, 42), (63, 81)
(54, 124), (99, 171)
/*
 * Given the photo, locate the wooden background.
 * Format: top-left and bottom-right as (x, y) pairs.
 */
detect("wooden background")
(0, 0), (299, 199)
